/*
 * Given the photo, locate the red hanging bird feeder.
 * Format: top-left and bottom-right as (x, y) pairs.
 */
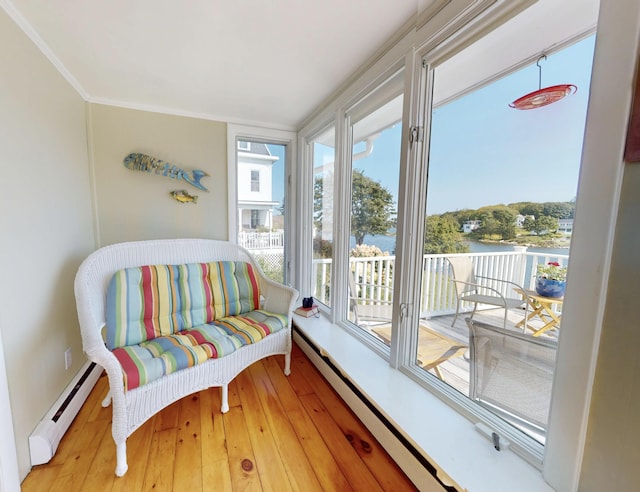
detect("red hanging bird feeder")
(509, 55), (577, 110)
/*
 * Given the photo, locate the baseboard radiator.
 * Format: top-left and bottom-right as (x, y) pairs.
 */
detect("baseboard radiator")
(29, 361), (102, 465)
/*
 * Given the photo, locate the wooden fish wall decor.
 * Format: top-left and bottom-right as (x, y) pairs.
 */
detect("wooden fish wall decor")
(123, 152), (209, 191)
(170, 190), (198, 204)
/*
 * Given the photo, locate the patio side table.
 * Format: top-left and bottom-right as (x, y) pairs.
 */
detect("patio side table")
(514, 288), (564, 336)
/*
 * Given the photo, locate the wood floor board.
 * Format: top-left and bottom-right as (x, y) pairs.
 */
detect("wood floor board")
(223, 405), (263, 491)
(18, 463), (62, 492)
(110, 416), (156, 492)
(141, 427), (178, 491)
(235, 369), (293, 492)
(173, 394), (204, 491)
(289, 341), (418, 491)
(199, 388), (233, 492)
(275, 344), (316, 397)
(20, 342), (427, 492)
(76, 424), (118, 492)
(261, 357), (353, 492)
(246, 361), (325, 492)
(299, 392), (386, 492)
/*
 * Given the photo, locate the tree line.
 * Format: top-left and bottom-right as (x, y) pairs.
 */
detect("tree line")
(313, 170), (574, 256)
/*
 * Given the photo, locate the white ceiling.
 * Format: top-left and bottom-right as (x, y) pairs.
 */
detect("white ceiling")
(3, 0), (422, 129)
(2, 0), (599, 130)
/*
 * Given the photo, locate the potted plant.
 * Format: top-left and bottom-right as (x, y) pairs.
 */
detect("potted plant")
(535, 261), (568, 298)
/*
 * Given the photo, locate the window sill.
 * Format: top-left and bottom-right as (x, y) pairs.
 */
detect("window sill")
(293, 314), (554, 492)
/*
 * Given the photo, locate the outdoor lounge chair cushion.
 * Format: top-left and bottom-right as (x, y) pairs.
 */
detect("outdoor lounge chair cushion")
(106, 261), (261, 349)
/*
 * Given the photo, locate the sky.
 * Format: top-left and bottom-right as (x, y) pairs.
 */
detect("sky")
(271, 34), (596, 218)
(354, 34), (596, 216)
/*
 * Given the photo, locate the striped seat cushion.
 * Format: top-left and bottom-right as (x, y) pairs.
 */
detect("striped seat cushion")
(112, 310), (287, 391)
(212, 310), (289, 346)
(106, 261), (261, 349)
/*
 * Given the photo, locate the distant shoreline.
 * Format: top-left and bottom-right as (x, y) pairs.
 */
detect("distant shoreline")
(474, 236), (571, 250)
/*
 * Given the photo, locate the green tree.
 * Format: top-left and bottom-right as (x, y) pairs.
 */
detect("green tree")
(313, 175), (326, 233)
(512, 202), (544, 218)
(475, 206), (518, 240)
(536, 215), (559, 235)
(523, 215), (559, 235)
(492, 208), (517, 239)
(424, 215), (469, 254)
(350, 170), (396, 245)
(542, 202), (574, 219)
(522, 216), (536, 232)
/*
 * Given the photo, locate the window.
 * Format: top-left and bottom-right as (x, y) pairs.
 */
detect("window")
(411, 34), (594, 445)
(299, 1), (599, 482)
(251, 170), (260, 192)
(311, 125), (336, 307)
(345, 71), (403, 342)
(228, 126), (296, 286)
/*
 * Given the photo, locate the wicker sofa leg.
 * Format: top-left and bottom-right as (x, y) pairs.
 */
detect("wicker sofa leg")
(284, 352), (291, 376)
(115, 441), (128, 477)
(221, 384), (229, 413)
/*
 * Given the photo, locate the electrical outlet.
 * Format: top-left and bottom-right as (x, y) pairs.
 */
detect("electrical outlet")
(64, 348), (72, 370)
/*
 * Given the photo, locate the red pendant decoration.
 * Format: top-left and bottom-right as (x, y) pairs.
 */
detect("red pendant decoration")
(509, 84), (577, 110)
(509, 55), (577, 110)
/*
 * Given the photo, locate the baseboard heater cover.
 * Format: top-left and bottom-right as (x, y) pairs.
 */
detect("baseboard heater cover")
(29, 360), (102, 466)
(293, 326), (459, 492)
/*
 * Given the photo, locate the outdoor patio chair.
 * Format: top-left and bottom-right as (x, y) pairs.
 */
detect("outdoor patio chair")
(348, 272), (393, 326)
(467, 319), (558, 434)
(448, 256), (526, 329)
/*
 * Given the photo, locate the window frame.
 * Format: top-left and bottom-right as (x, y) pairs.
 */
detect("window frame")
(296, 1), (610, 489)
(226, 124), (298, 286)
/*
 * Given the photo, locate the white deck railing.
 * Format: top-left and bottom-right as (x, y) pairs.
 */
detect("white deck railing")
(239, 230), (284, 250)
(312, 248), (569, 318)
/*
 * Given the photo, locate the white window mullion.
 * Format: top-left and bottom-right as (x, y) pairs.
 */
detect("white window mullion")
(331, 110), (352, 325)
(391, 52), (432, 370)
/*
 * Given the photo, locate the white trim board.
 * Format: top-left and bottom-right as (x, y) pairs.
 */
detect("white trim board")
(0, 329), (19, 492)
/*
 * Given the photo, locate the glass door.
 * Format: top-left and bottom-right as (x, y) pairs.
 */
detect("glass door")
(236, 139), (288, 284)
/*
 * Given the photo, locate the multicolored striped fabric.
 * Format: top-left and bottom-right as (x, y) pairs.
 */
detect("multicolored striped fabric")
(105, 261), (261, 349)
(212, 310), (288, 346)
(208, 261), (260, 318)
(112, 332), (214, 391)
(111, 312), (286, 391)
(104, 260), (288, 391)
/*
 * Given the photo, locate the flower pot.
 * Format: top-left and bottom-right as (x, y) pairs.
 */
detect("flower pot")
(535, 277), (566, 298)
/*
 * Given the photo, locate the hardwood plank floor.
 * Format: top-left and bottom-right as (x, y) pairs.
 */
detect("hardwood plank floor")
(21, 343), (420, 492)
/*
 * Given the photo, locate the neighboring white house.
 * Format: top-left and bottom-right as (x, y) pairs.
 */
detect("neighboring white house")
(515, 214), (535, 228)
(558, 217), (574, 234)
(462, 219), (481, 233)
(237, 141), (280, 231)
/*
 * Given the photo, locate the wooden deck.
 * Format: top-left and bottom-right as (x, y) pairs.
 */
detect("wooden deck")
(21, 343), (419, 492)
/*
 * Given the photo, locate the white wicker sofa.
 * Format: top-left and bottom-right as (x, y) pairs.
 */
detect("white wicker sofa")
(74, 238), (298, 476)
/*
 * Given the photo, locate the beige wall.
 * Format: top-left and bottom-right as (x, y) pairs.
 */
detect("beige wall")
(0, 9), (95, 480)
(88, 104), (228, 246)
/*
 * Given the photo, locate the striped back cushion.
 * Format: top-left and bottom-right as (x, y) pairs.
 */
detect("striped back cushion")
(106, 261), (260, 349)
(208, 261), (260, 319)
